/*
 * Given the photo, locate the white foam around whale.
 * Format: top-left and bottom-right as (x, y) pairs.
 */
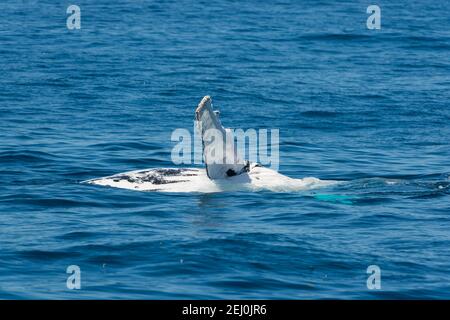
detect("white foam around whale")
(83, 165), (337, 193)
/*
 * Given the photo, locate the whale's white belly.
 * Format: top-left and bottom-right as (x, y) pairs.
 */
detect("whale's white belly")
(83, 166), (336, 193)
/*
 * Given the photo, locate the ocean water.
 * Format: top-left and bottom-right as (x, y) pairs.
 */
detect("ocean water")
(1, 0), (450, 299)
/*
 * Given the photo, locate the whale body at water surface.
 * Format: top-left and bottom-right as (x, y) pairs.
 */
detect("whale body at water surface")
(84, 165), (336, 193)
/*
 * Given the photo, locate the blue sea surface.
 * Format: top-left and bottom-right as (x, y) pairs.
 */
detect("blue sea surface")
(1, 0), (450, 299)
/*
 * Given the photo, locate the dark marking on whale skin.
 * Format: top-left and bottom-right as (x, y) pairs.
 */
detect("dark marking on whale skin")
(226, 169), (237, 177)
(225, 162), (253, 177)
(154, 168), (198, 176)
(108, 169), (197, 185)
(111, 174), (167, 185)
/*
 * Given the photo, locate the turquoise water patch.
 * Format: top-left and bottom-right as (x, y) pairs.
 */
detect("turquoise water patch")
(313, 194), (355, 205)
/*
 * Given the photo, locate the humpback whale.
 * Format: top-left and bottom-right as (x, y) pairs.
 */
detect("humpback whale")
(83, 96), (336, 193)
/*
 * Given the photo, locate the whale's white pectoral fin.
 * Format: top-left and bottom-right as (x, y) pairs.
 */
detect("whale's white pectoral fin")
(195, 96), (248, 180)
